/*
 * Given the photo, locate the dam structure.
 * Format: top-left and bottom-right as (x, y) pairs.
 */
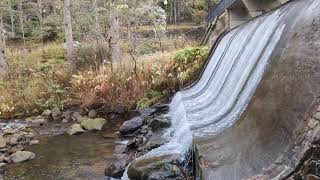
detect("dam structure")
(127, 0), (320, 179)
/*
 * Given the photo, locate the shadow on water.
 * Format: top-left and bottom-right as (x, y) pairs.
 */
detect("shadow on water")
(4, 132), (118, 180)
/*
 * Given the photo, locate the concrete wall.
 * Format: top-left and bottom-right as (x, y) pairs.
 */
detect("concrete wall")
(228, 0), (290, 28)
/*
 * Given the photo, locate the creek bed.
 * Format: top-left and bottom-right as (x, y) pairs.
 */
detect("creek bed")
(3, 131), (118, 180)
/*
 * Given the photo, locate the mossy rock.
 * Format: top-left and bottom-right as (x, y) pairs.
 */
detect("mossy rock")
(80, 118), (107, 131)
(128, 154), (183, 180)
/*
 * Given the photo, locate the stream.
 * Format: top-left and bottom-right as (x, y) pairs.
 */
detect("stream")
(3, 130), (119, 180)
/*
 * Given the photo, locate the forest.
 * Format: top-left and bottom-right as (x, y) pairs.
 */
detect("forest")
(0, 0), (218, 118)
(1, 0), (319, 179)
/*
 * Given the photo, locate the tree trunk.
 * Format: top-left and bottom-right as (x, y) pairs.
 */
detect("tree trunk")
(19, 0), (26, 49)
(0, 12), (8, 79)
(93, 0), (100, 34)
(8, 0), (15, 38)
(64, 0), (75, 73)
(38, 0), (43, 41)
(109, 1), (122, 63)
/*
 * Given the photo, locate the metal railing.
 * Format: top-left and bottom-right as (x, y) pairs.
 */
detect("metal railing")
(206, 0), (238, 22)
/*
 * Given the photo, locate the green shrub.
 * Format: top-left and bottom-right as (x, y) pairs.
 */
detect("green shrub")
(160, 46), (209, 88)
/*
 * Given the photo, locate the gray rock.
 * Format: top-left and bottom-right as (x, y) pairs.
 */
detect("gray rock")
(78, 116), (91, 123)
(88, 110), (97, 119)
(313, 112), (320, 120)
(0, 136), (6, 148)
(29, 140), (39, 145)
(9, 133), (25, 145)
(140, 126), (150, 134)
(10, 151), (35, 163)
(26, 132), (35, 139)
(119, 117), (144, 134)
(68, 124), (86, 135)
(145, 133), (166, 150)
(62, 119), (69, 123)
(51, 108), (63, 121)
(41, 109), (52, 118)
(80, 118), (107, 131)
(72, 112), (82, 122)
(28, 116), (47, 126)
(105, 161), (127, 178)
(317, 106), (320, 112)
(149, 116), (171, 131)
(3, 128), (16, 135)
(63, 110), (72, 120)
(17, 124), (27, 131)
(308, 119), (319, 129)
(0, 155), (5, 162)
(127, 136), (145, 149)
(128, 154), (183, 180)
(312, 125), (320, 142)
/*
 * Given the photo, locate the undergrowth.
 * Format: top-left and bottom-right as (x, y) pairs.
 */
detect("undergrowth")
(0, 44), (209, 118)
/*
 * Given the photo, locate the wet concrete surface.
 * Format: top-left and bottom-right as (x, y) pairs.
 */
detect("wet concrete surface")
(194, 0), (320, 179)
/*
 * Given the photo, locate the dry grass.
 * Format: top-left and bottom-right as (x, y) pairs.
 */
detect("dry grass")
(0, 42), (208, 119)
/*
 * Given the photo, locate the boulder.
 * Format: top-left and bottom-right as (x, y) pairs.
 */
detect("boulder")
(140, 126), (150, 134)
(28, 116), (47, 126)
(88, 110), (97, 119)
(308, 119), (319, 129)
(41, 109), (52, 118)
(0, 155), (5, 162)
(10, 151), (35, 163)
(119, 117), (144, 134)
(68, 124), (86, 135)
(80, 118), (107, 131)
(149, 135), (166, 149)
(63, 110), (72, 120)
(51, 108), (63, 121)
(29, 140), (39, 145)
(105, 161), (127, 178)
(26, 132), (35, 139)
(0, 136), (6, 148)
(78, 116), (91, 123)
(3, 128), (16, 135)
(128, 154), (183, 180)
(71, 112), (82, 122)
(313, 112), (320, 120)
(9, 133), (25, 146)
(17, 124), (27, 131)
(127, 136), (145, 150)
(149, 116), (171, 131)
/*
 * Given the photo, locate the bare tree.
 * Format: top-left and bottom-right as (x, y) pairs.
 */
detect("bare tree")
(18, 0), (26, 49)
(109, 0), (122, 63)
(64, 0), (75, 73)
(8, 0), (15, 38)
(93, 0), (100, 33)
(0, 11), (8, 79)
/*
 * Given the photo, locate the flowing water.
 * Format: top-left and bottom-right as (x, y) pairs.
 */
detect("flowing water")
(124, 2), (292, 175)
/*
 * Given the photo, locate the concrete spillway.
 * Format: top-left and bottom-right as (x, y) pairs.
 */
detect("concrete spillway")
(193, 0), (320, 179)
(126, 0), (320, 179)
